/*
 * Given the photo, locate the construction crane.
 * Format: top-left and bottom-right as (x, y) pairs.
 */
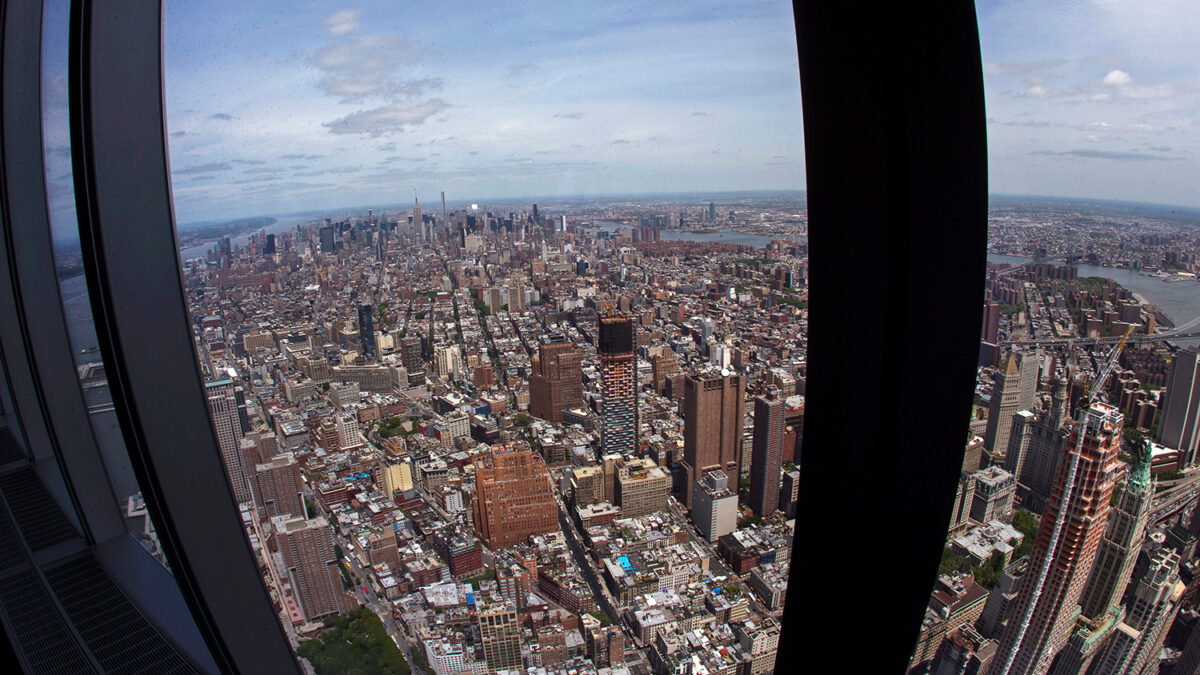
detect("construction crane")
(995, 323), (1134, 675)
(592, 281), (617, 317)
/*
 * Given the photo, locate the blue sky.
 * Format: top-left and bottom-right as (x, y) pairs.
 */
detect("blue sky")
(978, 0), (1200, 207)
(161, 1), (807, 223)
(42, 1), (1200, 229)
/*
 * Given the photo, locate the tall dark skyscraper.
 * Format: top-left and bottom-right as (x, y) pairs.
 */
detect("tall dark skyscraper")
(529, 338), (583, 422)
(708, 201), (716, 220)
(400, 336), (423, 376)
(319, 225), (335, 253)
(1157, 347), (1200, 466)
(750, 392), (785, 517)
(358, 303), (376, 361)
(682, 369), (745, 507)
(599, 317), (638, 456)
(262, 233), (276, 255)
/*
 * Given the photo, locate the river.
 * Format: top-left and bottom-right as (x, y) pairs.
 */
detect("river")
(179, 213), (324, 261)
(988, 253), (1200, 328)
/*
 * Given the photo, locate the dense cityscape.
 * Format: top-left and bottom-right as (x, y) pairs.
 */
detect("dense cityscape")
(182, 194), (806, 674)
(163, 188), (1200, 675)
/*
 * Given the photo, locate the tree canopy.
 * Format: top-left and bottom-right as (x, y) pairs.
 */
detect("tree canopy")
(297, 607), (410, 675)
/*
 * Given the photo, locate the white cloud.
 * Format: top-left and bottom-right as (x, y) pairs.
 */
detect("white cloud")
(1025, 85), (1047, 97)
(323, 99), (450, 136)
(312, 34), (433, 103)
(324, 9), (361, 37)
(313, 34), (421, 74)
(1121, 84), (1175, 99)
(1103, 69), (1132, 86)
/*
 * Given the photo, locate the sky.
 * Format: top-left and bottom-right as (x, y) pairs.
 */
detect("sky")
(977, 0), (1200, 208)
(159, 1), (807, 224)
(40, 1), (1200, 230)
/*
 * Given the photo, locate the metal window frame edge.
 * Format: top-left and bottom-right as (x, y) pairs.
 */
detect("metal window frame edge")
(67, 0), (299, 671)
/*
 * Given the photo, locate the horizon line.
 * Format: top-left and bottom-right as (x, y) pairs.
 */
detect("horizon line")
(164, 189), (1200, 230)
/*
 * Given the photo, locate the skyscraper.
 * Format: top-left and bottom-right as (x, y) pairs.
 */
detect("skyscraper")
(586, 625), (624, 668)
(993, 402), (1124, 675)
(478, 605), (523, 671)
(206, 379), (251, 503)
(529, 338), (583, 422)
(682, 369), (746, 507)
(1078, 453), (1153, 621)
(599, 317), (638, 456)
(749, 393), (784, 517)
(984, 350), (1039, 459)
(319, 225), (335, 253)
(472, 448), (559, 550)
(1157, 347), (1200, 466)
(400, 336), (423, 375)
(1052, 451), (1154, 673)
(1017, 378), (1071, 513)
(1092, 548), (1183, 675)
(358, 303), (376, 362)
(273, 515), (348, 623)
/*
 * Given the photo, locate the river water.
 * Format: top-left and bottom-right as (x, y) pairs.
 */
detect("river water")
(179, 213), (323, 261)
(988, 253), (1200, 328)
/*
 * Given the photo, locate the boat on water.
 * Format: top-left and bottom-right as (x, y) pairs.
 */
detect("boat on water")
(1165, 273), (1196, 283)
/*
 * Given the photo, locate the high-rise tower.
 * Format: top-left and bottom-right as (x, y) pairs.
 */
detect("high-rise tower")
(529, 338), (583, 422)
(1092, 548), (1183, 675)
(749, 392), (784, 517)
(477, 605), (523, 671)
(206, 379), (251, 503)
(358, 303), (376, 362)
(993, 402), (1123, 675)
(599, 317), (638, 456)
(1051, 449), (1154, 673)
(472, 448), (558, 550)
(984, 350), (1039, 459)
(1157, 347), (1200, 466)
(273, 515), (348, 623)
(682, 369), (746, 507)
(1079, 451), (1153, 621)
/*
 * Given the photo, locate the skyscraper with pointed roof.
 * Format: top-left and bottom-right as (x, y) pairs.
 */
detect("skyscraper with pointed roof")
(985, 350), (1039, 460)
